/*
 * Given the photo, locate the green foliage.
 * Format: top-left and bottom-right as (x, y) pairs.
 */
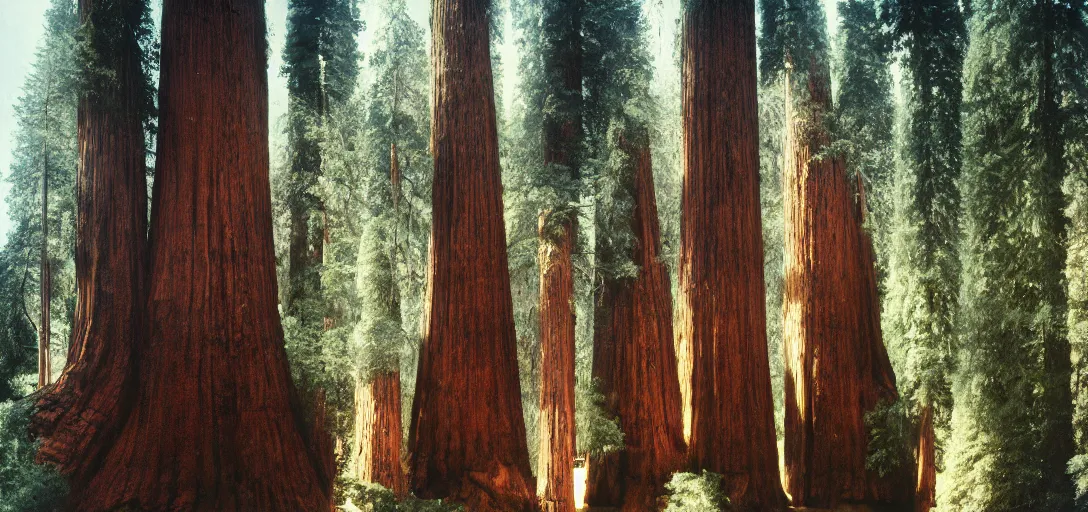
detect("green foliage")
(759, 0), (830, 84)
(663, 471), (730, 512)
(1, 0), (81, 389)
(0, 400), (67, 512)
(75, 0), (157, 132)
(354, 219), (407, 383)
(575, 377), (624, 456)
(759, 79), (788, 440)
(939, 1), (1087, 510)
(865, 399), (915, 478)
(338, 480), (463, 512)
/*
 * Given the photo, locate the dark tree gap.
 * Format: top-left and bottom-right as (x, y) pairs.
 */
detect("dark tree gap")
(32, 0), (149, 488)
(677, 0), (787, 509)
(588, 128), (685, 512)
(407, 0), (535, 509)
(70, 1), (332, 509)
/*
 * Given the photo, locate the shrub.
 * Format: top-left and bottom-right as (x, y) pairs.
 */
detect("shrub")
(0, 399), (67, 512)
(663, 470), (730, 512)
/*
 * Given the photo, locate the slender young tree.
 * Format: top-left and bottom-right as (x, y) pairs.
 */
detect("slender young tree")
(881, 0), (966, 509)
(75, 1), (331, 509)
(677, 1), (787, 509)
(407, 0), (535, 509)
(777, 0), (901, 507)
(583, 1), (685, 509)
(941, 0), (1085, 510)
(31, 0), (153, 487)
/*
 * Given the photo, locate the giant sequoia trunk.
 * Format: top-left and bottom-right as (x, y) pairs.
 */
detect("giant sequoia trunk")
(76, 2), (331, 509)
(676, 1), (787, 509)
(32, 0), (148, 484)
(355, 371), (406, 497)
(587, 130), (685, 512)
(538, 214), (577, 512)
(915, 405), (936, 512)
(781, 60), (901, 508)
(406, 0), (534, 509)
(536, 4), (583, 511)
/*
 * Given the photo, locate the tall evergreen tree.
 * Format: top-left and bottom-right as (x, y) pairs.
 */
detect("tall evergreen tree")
(1, 0), (79, 392)
(281, 0), (361, 326)
(582, 0), (685, 510)
(31, 0), (155, 488)
(350, 0), (430, 495)
(772, 0), (904, 506)
(677, 0), (787, 510)
(881, 0), (967, 509)
(835, 0), (895, 265)
(941, 0), (1086, 510)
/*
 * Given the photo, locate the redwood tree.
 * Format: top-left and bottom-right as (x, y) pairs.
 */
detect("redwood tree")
(677, 0), (787, 509)
(31, 0), (152, 486)
(528, 0), (584, 510)
(778, 0), (900, 507)
(406, 0), (534, 509)
(74, 1), (331, 509)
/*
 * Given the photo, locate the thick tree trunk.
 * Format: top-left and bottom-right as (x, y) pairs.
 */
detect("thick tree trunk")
(31, 0), (148, 484)
(538, 214), (577, 512)
(407, 0), (534, 509)
(77, 2), (332, 509)
(914, 405), (935, 512)
(355, 371), (406, 497)
(38, 150), (51, 389)
(781, 60), (900, 509)
(587, 131), (685, 512)
(677, 1), (787, 509)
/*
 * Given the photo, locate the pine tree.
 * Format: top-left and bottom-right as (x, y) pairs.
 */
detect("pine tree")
(281, 0), (361, 330)
(31, 0), (155, 487)
(1, 0), (79, 392)
(941, 0), (1086, 510)
(407, 0), (535, 509)
(678, 1), (787, 510)
(582, 0), (685, 509)
(880, 0), (967, 509)
(77, 1), (332, 508)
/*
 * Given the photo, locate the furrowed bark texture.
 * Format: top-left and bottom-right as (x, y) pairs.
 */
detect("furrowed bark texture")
(587, 133), (685, 512)
(407, 0), (534, 509)
(538, 215), (577, 512)
(31, 0), (148, 485)
(355, 372), (406, 497)
(536, 4), (582, 510)
(78, 2), (331, 509)
(781, 61), (900, 508)
(677, 1), (787, 509)
(915, 405), (935, 512)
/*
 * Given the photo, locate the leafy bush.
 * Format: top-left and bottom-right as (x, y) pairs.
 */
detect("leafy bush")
(865, 398), (915, 477)
(663, 471), (730, 512)
(339, 480), (463, 512)
(575, 377), (624, 456)
(0, 399), (67, 512)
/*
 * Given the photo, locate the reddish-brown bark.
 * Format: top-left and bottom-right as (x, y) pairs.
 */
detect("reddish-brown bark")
(538, 214), (577, 512)
(677, 1), (787, 509)
(355, 372), (407, 497)
(915, 405), (936, 512)
(32, 0), (148, 484)
(74, 2), (331, 509)
(587, 131), (685, 512)
(407, 0), (534, 509)
(781, 60), (901, 509)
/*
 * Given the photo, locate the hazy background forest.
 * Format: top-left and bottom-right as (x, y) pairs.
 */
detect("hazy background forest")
(0, 0), (1085, 511)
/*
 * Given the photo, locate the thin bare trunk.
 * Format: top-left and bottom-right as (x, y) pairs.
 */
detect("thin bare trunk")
(355, 372), (406, 497)
(915, 405), (935, 512)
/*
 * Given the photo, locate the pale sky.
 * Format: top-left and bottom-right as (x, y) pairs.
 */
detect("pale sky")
(0, 0), (839, 244)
